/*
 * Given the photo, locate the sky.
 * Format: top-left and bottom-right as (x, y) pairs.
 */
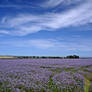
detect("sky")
(0, 0), (92, 57)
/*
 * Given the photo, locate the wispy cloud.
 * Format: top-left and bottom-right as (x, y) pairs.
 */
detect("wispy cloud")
(41, 0), (83, 8)
(0, 0), (40, 9)
(0, 30), (9, 34)
(29, 39), (57, 49)
(0, 38), (92, 51)
(0, 0), (92, 36)
(0, 5), (36, 8)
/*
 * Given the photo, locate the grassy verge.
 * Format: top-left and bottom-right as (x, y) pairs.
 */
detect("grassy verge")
(84, 78), (90, 92)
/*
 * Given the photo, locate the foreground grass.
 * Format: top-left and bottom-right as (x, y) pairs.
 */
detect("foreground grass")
(84, 78), (90, 92)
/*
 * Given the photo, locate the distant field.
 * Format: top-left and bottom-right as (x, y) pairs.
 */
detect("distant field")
(0, 59), (92, 92)
(0, 56), (15, 58)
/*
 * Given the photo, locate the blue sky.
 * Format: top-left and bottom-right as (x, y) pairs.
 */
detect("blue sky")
(0, 0), (92, 57)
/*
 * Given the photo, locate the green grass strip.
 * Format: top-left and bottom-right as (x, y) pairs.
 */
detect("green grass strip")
(84, 78), (90, 92)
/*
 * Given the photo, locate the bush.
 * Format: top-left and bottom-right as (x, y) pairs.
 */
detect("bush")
(66, 55), (79, 59)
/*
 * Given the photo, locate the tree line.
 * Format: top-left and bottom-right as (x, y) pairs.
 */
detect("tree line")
(16, 55), (79, 59)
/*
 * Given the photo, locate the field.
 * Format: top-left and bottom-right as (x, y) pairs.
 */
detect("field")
(0, 59), (92, 92)
(0, 56), (14, 59)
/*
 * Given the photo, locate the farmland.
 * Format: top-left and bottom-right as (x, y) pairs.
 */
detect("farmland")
(0, 59), (92, 92)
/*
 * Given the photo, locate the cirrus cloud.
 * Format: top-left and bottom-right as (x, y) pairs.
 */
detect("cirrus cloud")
(0, 0), (92, 36)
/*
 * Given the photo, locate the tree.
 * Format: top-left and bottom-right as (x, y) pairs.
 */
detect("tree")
(66, 55), (79, 59)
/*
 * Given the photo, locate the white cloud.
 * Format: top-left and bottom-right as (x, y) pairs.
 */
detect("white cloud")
(41, 0), (82, 8)
(0, 5), (35, 8)
(0, 30), (9, 34)
(0, 38), (92, 51)
(0, 0), (92, 36)
(1, 17), (7, 24)
(29, 39), (56, 49)
(29, 38), (92, 51)
(41, 0), (64, 8)
(0, 0), (38, 9)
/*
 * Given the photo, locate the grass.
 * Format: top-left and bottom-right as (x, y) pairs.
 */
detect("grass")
(84, 78), (90, 92)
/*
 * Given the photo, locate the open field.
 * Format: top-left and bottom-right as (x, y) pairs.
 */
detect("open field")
(0, 56), (15, 59)
(0, 59), (92, 92)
